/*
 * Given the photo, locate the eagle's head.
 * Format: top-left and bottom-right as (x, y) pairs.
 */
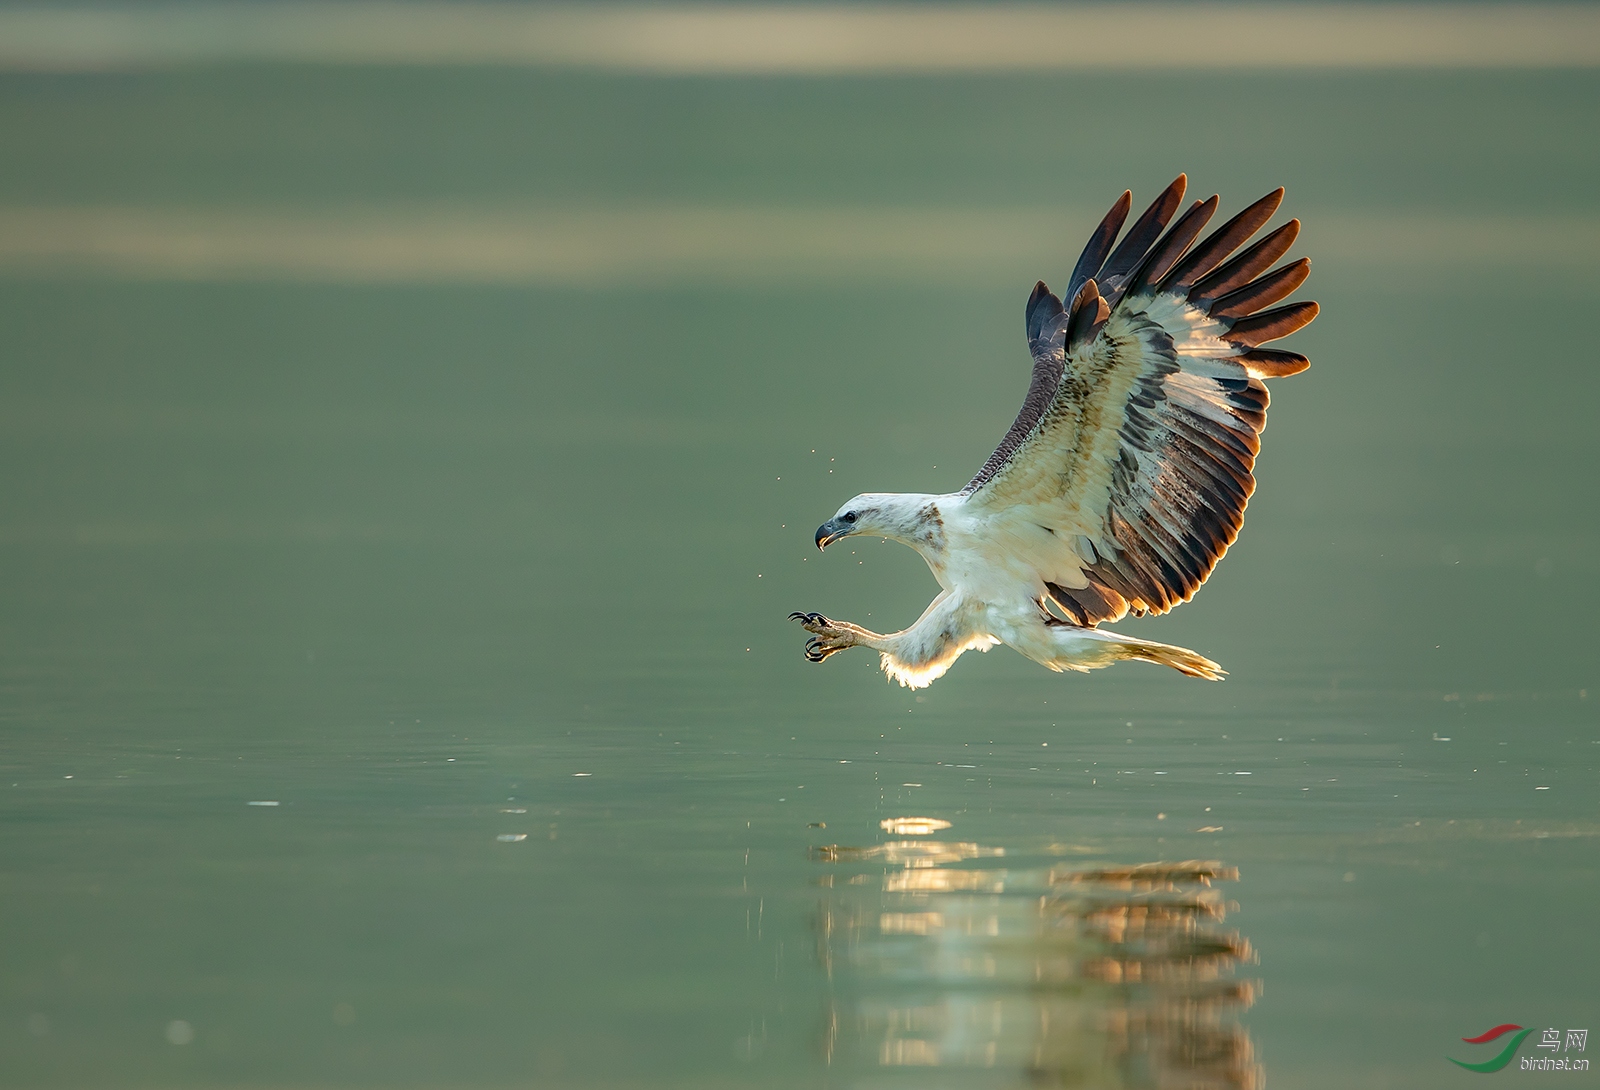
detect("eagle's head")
(816, 493), (940, 550)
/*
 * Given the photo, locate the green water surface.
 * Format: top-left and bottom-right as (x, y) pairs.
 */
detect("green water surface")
(1, 64), (1597, 1089)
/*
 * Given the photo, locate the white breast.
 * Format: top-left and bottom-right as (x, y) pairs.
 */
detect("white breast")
(938, 493), (1060, 605)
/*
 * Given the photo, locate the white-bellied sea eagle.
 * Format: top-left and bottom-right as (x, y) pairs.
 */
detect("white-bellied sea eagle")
(791, 176), (1317, 688)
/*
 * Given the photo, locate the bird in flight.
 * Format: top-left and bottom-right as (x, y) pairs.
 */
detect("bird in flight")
(791, 175), (1316, 688)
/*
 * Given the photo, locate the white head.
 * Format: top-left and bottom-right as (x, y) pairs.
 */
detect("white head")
(815, 493), (940, 550)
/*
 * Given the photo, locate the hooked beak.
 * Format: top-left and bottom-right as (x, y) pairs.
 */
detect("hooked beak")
(815, 519), (845, 549)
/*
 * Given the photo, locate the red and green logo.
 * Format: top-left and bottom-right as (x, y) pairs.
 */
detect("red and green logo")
(1449, 1025), (1534, 1072)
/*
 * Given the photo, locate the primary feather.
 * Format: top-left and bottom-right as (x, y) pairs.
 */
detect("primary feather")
(792, 176), (1316, 687)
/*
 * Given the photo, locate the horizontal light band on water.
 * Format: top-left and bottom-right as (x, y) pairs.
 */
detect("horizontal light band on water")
(0, 3), (1598, 73)
(0, 205), (1593, 285)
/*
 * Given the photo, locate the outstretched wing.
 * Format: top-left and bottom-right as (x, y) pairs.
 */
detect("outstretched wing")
(963, 175), (1317, 626)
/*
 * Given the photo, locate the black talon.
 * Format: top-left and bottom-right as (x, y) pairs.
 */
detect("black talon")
(788, 611), (806, 622)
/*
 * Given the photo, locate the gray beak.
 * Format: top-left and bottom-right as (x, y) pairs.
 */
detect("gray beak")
(816, 519), (844, 549)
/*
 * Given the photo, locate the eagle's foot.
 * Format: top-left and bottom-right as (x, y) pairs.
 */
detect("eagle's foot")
(804, 636), (852, 663)
(788, 611), (839, 636)
(790, 611), (859, 663)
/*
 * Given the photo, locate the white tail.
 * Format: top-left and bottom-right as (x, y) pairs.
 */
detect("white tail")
(1036, 624), (1227, 681)
(1111, 635), (1226, 680)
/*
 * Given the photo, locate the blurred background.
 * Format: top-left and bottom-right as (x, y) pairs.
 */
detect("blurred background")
(0, 3), (1597, 1088)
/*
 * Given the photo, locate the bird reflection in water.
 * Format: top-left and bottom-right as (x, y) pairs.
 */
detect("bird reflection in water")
(811, 827), (1260, 1088)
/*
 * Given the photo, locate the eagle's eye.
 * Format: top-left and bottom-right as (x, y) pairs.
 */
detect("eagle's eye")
(842, 511), (858, 523)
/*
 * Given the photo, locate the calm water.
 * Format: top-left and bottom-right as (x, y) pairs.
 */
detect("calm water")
(1, 60), (1598, 1090)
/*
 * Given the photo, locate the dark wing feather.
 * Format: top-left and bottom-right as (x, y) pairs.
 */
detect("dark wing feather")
(1189, 219), (1300, 306)
(1065, 190), (1131, 305)
(1097, 175), (1188, 294)
(1209, 257), (1309, 318)
(1158, 188), (1283, 293)
(964, 281), (1069, 493)
(965, 179), (1319, 626)
(1121, 196), (1218, 299)
(1224, 301), (1320, 348)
